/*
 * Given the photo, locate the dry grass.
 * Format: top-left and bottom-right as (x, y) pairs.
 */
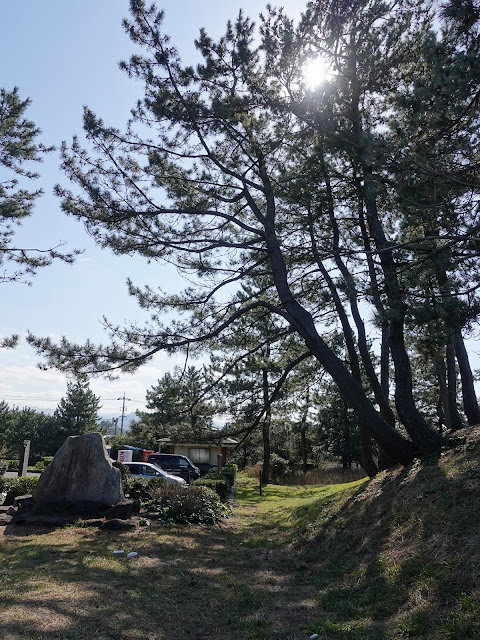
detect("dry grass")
(1, 428), (479, 640)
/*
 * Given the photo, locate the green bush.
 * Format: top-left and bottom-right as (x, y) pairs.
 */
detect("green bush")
(31, 457), (53, 471)
(220, 464), (237, 486)
(1, 475), (39, 503)
(146, 484), (230, 525)
(0, 460), (7, 477)
(123, 475), (167, 501)
(193, 477), (230, 501)
(269, 453), (291, 481)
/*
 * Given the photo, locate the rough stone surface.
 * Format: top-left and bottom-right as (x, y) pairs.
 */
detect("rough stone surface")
(32, 432), (123, 509)
(12, 514), (76, 527)
(0, 514), (12, 525)
(100, 518), (138, 531)
(13, 495), (35, 513)
(82, 518), (105, 527)
(105, 500), (136, 520)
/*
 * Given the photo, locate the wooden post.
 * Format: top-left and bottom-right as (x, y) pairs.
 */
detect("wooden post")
(259, 469), (262, 496)
(217, 454), (222, 474)
(19, 440), (31, 477)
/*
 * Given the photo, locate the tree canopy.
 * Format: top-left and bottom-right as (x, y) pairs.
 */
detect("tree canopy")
(28, 0), (480, 469)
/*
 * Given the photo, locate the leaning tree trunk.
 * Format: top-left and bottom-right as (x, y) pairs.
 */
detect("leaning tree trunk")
(348, 43), (441, 454)
(255, 169), (420, 465)
(455, 331), (480, 425)
(310, 237), (378, 477)
(433, 260), (478, 426)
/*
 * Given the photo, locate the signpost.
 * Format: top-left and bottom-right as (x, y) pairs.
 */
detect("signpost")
(18, 440), (31, 477)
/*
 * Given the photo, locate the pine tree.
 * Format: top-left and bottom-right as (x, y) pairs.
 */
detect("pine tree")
(132, 366), (215, 446)
(0, 87), (77, 289)
(54, 379), (101, 437)
(28, 0), (480, 467)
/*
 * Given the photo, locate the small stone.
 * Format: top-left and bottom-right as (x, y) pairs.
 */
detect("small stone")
(310, 634), (319, 639)
(127, 552), (138, 558)
(112, 550), (125, 555)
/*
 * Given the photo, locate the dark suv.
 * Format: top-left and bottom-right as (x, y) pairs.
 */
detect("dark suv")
(147, 453), (200, 484)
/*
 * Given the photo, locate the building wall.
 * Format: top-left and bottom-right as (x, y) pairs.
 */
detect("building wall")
(172, 445), (221, 466)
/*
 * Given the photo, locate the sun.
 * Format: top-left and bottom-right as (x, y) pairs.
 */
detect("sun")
(303, 56), (329, 88)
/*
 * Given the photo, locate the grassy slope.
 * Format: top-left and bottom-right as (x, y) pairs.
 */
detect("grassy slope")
(285, 427), (480, 639)
(0, 427), (479, 640)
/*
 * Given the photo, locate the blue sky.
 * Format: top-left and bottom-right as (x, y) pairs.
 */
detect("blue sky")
(0, 1), (302, 417)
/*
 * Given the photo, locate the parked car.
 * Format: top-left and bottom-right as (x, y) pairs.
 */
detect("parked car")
(122, 461), (186, 486)
(147, 453), (200, 484)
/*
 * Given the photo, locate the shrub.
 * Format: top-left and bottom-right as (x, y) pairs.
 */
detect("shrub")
(220, 464), (237, 486)
(32, 457), (53, 471)
(0, 459), (7, 477)
(146, 484), (230, 525)
(269, 454), (291, 481)
(193, 477), (230, 501)
(1, 475), (39, 504)
(122, 475), (167, 501)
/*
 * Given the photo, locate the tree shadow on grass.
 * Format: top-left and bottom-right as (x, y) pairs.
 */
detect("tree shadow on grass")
(0, 515), (339, 640)
(1, 451), (479, 640)
(293, 454), (480, 640)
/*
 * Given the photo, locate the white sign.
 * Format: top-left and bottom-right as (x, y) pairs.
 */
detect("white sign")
(118, 449), (133, 463)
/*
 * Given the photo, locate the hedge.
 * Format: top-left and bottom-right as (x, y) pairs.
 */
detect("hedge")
(192, 477), (230, 501)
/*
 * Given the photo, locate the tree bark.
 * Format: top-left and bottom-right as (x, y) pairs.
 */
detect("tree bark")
(347, 39), (441, 454)
(446, 338), (464, 431)
(455, 331), (480, 425)
(300, 387), (310, 473)
(435, 355), (451, 430)
(261, 366), (271, 486)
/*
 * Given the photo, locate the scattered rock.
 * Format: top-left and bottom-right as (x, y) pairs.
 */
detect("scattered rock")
(105, 499), (136, 520)
(81, 519), (105, 527)
(112, 550), (125, 555)
(127, 552), (138, 558)
(13, 495), (35, 513)
(11, 514), (76, 527)
(0, 514), (12, 525)
(100, 519), (139, 531)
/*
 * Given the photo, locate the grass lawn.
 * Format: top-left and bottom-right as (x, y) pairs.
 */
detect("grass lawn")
(0, 476), (364, 640)
(1, 433), (479, 640)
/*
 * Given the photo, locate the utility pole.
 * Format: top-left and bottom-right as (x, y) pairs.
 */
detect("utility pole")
(117, 392), (131, 435)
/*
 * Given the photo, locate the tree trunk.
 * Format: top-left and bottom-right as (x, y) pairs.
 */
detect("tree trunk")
(259, 155), (422, 465)
(446, 338), (463, 431)
(435, 355), (451, 430)
(261, 366), (271, 486)
(300, 387), (310, 473)
(388, 317), (442, 450)
(455, 331), (480, 425)
(381, 321), (390, 404)
(348, 43), (441, 454)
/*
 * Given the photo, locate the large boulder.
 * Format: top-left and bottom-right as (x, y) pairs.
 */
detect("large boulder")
(33, 433), (123, 511)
